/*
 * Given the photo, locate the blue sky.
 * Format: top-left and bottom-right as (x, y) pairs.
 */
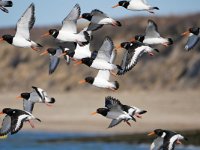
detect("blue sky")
(0, 0), (199, 27)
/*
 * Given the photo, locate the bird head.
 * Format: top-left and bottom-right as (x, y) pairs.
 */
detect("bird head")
(0, 108), (13, 115)
(80, 13), (92, 21)
(0, 34), (13, 44)
(16, 93), (30, 100)
(112, 1), (129, 8)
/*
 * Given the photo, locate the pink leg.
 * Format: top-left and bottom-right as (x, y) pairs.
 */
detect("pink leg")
(28, 120), (35, 128)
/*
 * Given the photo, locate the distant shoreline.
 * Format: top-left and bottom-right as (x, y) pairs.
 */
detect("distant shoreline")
(37, 130), (200, 146)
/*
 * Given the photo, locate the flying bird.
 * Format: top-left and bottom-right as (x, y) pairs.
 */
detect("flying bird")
(75, 36), (121, 74)
(0, 3), (42, 50)
(79, 49), (120, 91)
(112, 0), (159, 14)
(148, 129), (188, 150)
(80, 9), (121, 31)
(16, 86), (55, 113)
(182, 27), (200, 51)
(41, 4), (90, 46)
(91, 96), (135, 128)
(132, 20), (173, 46)
(59, 28), (97, 60)
(0, 0), (13, 13)
(116, 41), (159, 75)
(105, 96), (147, 119)
(40, 47), (70, 74)
(0, 108), (41, 137)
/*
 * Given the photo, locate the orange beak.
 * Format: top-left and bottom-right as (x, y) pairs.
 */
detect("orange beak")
(112, 4), (119, 8)
(16, 95), (22, 99)
(59, 52), (67, 57)
(91, 112), (97, 115)
(0, 112), (4, 115)
(79, 80), (86, 84)
(0, 38), (4, 42)
(148, 131), (155, 136)
(74, 60), (82, 66)
(41, 32), (50, 38)
(40, 50), (48, 56)
(181, 31), (190, 36)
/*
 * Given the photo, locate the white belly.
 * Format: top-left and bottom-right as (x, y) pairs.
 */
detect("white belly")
(128, 2), (150, 10)
(144, 38), (167, 45)
(57, 31), (86, 42)
(91, 59), (116, 70)
(13, 37), (32, 48)
(93, 78), (112, 88)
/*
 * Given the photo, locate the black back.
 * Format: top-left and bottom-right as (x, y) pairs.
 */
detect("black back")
(81, 57), (94, 67)
(85, 77), (94, 84)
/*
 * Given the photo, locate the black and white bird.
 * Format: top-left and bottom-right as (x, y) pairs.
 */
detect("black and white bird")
(92, 97), (136, 128)
(0, 3), (42, 50)
(0, 0), (13, 13)
(79, 48), (119, 91)
(182, 27), (200, 51)
(80, 9), (121, 31)
(112, 0), (159, 14)
(148, 129), (188, 150)
(132, 20), (173, 46)
(79, 69), (119, 91)
(16, 86), (55, 113)
(0, 108), (41, 137)
(41, 4), (90, 46)
(75, 36), (120, 74)
(105, 96), (147, 119)
(116, 41), (159, 75)
(59, 29), (96, 60)
(40, 47), (70, 74)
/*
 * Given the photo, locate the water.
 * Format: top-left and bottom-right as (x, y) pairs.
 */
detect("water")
(0, 132), (199, 150)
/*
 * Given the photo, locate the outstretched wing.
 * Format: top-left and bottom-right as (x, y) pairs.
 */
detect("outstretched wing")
(23, 99), (34, 113)
(87, 23), (103, 31)
(11, 115), (27, 135)
(15, 3), (35, 40)
(150, 137), (163, 150)
(105, 96), (123, 111)
(118, 44), (145, 75)
(185, 34), (199, 51)
(108, 119), (123, 128)
(145, 20), (160, 38)
(60, 4), (80, 33)
(96, 37), (114, 62)
(49, 54), (60, 74)
(91, 9), (107, 17)
(0, 115), (11, 137)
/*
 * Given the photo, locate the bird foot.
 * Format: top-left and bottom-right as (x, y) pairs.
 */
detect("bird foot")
(176, 140), (182, 145)
(31, 46), (39, 51)
(126, 121), (131, 127)
(46, 103), (52, 107)
(110, 71), (117, 77)
(28, 120), (35, 128)
(149, 52), (154, 56)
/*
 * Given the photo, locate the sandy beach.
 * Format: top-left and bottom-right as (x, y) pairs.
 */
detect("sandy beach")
(0, 90), (199, 134)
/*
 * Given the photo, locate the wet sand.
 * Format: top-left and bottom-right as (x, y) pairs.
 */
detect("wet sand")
(0, 90), (200, 134)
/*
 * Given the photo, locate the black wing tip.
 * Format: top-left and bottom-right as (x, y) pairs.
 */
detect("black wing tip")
(4, 1), (13, 7)
(153, 7), (159, 10)
(114, 81), (120, 90)
(139, 110), (147, 114)
(49, 98), (56, 103)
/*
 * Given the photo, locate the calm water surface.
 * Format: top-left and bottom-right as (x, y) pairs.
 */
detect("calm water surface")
(0, 132), (199, 150)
